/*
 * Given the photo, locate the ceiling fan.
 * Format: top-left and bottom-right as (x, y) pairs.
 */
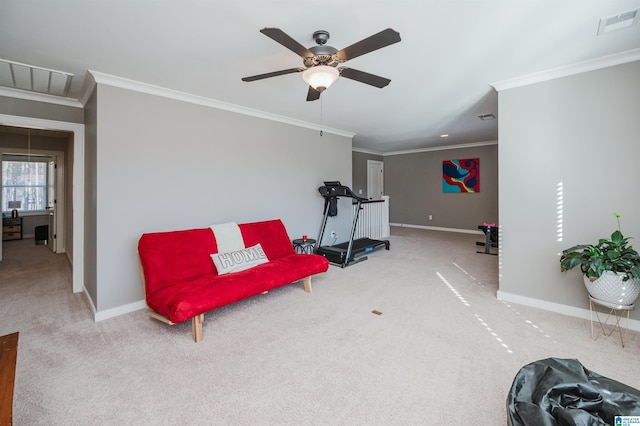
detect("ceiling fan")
(242, 28), (401, 101)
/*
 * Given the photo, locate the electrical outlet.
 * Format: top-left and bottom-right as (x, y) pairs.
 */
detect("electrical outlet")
(428, 214), (433, 220)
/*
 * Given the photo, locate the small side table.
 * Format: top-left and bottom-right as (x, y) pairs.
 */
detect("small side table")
(589, 296), (635, 347)
(2, 217), (23, 241)
(292, 238), (316, 254)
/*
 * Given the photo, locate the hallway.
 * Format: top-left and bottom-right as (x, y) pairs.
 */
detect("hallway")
(0, 237), (78, 322)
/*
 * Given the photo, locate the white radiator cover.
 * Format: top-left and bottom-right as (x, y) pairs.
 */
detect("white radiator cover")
(352, 196), (390, 239)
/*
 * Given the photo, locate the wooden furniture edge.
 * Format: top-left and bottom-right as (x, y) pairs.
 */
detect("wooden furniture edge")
(139, 256), (205, 343)
(146, 309), (174, 325)
(303, 276), (312, 293)
(0, 332), (19, 426)
(192, 314), (204, 343)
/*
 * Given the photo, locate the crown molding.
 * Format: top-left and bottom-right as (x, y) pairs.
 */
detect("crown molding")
(87, 70), (355, 139)
(383, 140), (497, 157)
(77, 71), (97, 106)
(352, 147), (384, 156)
(0, 86), (83, 108)
(491, 48), (640, 92)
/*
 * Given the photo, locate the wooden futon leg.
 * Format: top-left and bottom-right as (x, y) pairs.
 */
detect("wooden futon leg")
(302, 276), (312, 293)
(192, 314), (204, 343)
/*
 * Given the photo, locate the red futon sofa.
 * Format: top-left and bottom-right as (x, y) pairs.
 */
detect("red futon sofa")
(138, 219), (329, 342)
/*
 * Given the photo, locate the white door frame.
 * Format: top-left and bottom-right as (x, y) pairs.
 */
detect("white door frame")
(47, 158), (57, 253)
(0, 114), (85, 294)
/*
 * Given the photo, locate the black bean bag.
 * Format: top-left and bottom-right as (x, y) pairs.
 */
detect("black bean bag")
(507, 358), (640, 425)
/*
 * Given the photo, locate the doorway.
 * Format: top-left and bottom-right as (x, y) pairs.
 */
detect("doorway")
(367, 160), (384, 200)
(0, 114), (85, 294)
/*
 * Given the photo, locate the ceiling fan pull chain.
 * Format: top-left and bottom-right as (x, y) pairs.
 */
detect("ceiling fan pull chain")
(320, 96), (323, 136)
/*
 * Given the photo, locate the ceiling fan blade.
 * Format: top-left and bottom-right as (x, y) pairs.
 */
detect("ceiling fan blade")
(260, 28), (314, 59)
(242, 67), (305, 82)
(336, 28), (401, 62)
(339, 68), (391, 88)
(306, 86), (321, 102)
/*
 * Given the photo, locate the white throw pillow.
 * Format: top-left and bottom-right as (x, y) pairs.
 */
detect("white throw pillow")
(210, 243), (269, 275)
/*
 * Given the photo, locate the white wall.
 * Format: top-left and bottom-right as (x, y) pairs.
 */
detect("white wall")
(89, 83), (353, 314)
(497, 60), (640, 323)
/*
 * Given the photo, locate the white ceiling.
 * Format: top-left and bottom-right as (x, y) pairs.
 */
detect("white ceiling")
(1, 1), (639, 153)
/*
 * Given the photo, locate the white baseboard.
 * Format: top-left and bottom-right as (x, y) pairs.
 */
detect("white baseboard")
(82, 286), (146, 322)
(94, 300), (147, 322)
(82, 286), (97, 318)
(497, 290), (640, 332)
(390, 223), (483, 235)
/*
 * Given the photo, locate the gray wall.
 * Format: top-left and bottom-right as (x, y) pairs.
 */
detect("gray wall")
(83, 90), (98, 306)
(352, 150), (383, 196)
(89, 83), (353, 312)
(384, 144), (498, 230)
(0, 131), (70, 151)
(0, 95), (83, 123)
(497, 60), (640, 322)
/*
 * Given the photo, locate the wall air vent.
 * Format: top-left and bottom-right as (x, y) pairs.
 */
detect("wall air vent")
(597, 9), (640, 35)
(477, 113), (496, 121)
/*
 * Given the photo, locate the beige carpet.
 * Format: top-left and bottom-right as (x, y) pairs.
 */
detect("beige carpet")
(1, 228), (639, 425)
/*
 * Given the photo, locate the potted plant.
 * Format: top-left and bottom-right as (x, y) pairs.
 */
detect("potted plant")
(559, 213), (640, 306)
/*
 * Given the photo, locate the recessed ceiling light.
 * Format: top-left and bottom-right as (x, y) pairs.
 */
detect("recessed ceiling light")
(440, 134), (449, 138)
(478, 113), (496, 121)
(597, 9), (640, 35)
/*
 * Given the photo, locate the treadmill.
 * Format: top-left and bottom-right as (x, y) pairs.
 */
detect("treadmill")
(314, 181), (390, 268)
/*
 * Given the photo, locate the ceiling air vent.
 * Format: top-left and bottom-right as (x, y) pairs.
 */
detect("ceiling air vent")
(597, 9), (640, 35)
(0, 58), (73, 97)
(478, 113), (496, 121)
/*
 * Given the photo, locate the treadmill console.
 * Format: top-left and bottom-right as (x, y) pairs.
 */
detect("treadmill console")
(318, 181), (366, 201)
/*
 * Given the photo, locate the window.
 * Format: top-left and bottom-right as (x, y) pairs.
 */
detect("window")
(2, 159), (48, 212)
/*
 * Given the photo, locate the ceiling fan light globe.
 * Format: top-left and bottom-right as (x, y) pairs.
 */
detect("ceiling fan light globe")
(302, 66), (339, 91)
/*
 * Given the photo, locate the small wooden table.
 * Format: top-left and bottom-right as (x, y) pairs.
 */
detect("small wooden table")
(2, 218), (23, 241)
(0, 333), (18, 426)
(0, 332), (19, 425)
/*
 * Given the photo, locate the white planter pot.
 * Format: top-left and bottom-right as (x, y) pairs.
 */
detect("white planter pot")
(583, 271), (640, 306)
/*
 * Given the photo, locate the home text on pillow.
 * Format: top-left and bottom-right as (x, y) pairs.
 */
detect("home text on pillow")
(211, 244), (269, 275)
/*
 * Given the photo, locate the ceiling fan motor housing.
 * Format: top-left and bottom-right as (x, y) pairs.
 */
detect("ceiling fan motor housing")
(304, 30), (341, 67)
(305, 45), (340, 67)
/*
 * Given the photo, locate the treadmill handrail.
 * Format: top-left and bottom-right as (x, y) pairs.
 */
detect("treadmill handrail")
(318, 182), (368, 202)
